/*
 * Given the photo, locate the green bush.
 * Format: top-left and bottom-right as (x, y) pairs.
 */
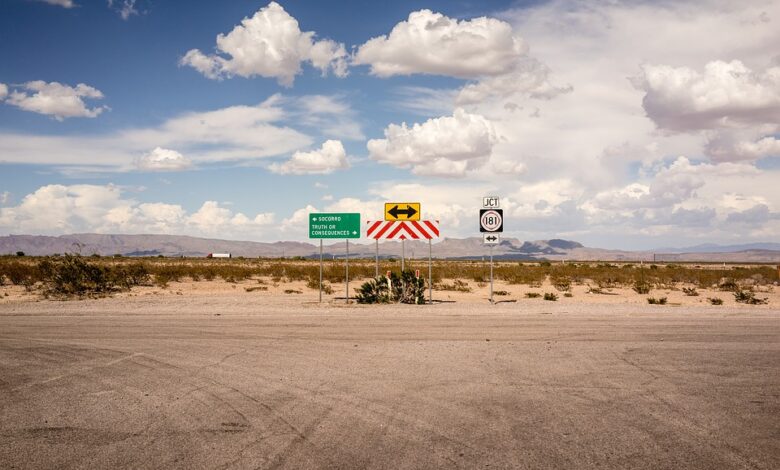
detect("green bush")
(682, 287), (698, 296)
(525, 292), (541, 298)
(633, 282), (651, 294)
(38, 255), (117, 297)
(708, 297), (724, 305)
(647, 297), (667, 305)
(733, 290), (768, 305)
(543, 292), (558, 301)
(356, 271), (425, 304)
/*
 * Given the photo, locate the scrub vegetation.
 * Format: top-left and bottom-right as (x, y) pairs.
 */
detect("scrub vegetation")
(0, 255), (776, 302)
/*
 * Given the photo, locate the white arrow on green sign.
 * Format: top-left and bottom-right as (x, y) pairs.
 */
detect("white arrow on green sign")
(309, 213), (361, 239)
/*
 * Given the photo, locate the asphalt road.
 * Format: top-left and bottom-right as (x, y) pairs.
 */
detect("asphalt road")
(1, 297), (779, 469)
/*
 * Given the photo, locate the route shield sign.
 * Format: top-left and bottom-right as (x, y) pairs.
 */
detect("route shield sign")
(309, 213), (361, 239)
(483, 233), (500, 245)
(384, 202), (421, 221)
(479, 209), (503, 233)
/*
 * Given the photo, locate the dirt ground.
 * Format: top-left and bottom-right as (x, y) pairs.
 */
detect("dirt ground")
(1, 286), (779, 469)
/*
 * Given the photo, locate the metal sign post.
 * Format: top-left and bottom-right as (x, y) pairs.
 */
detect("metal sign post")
(480, 198), (502, 304)
(375, 239), (379, 278)
(428, 239), (432, 303)
(401, 239), (405, 272)
(490, 245), (494, 303)
(309, 212), (361, 304)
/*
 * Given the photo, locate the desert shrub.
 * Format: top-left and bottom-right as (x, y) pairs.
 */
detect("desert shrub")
(38, 255), (117, 297)
(1, 261), (39, 287)
(110, 263), (150, 289)
(733, 290), (768, 305)
(356, 271), (425, 304)
(647, 297), (667, 305)
(435, 279), (471, 292)
(682, 287), (699, 296)
(708, 297), (724, 305)
(564, 292), (573, 297)
(525, 292), (541, 298)
(633, 282), (651, 294)
(493, 290), (510, 296)
(245, 286), (268, 292)
(551, 275), (571, 291)
(16, 251), (25, 257)
(356, 276), (392, 304)
(284, 289), (302, 294)
(718, 278), (738, 291)
(306, 277), (334, 294)
(543, 292), (558, 301)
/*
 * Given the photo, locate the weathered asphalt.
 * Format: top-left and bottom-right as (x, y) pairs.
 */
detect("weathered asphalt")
(1, 298), (778, 469)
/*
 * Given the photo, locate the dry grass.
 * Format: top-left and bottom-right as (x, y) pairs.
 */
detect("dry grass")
(1, 255), (777, 300)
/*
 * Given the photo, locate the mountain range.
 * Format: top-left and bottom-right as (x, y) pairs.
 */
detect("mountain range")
(1, 233), (779, 262)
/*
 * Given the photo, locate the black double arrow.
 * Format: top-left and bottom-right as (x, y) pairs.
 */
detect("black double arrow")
(388, 205), (418, 219)
(485, 235), (499, 242)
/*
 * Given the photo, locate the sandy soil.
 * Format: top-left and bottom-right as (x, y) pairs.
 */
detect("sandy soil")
(1, 286), (779, 469)
(1, 276), (777, 308)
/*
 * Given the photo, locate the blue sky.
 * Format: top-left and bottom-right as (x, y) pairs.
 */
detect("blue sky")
(1, 0), (779, 249)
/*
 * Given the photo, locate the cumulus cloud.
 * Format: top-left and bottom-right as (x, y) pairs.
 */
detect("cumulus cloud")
(355, 9), (526, 78)
(134, 147), (192, 171)
(355, 9), (569, 105)
(456, 58), (572, 105)
(632, 60), (780, 131)
(589, 157), (757, 211)
(35, 0), (75, 7)
(180, 2), (347, 86)
(269, 140), (348, 175)
(0, 83), (7, 101)
(725, 203), (772, 225)
(0, 184), (275, 238)
(705, 133), (780, 162)
(367, 108), (498, 177)
(4, 81), (108, 120)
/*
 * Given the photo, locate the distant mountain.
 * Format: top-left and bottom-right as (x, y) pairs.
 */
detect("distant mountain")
(654, 242), (780, 253)
(1, 233), (779, 262)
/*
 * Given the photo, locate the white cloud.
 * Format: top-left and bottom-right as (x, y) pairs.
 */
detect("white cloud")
(632, 60), (780, 131)
(367, 108), (498, 177)
(0, 192), (10, 205)
(35, 0), (75, 8)
(134, 147), (192, 171)
(355, 9), (568, 105)
(269, 140), (348, 175)
(456, 57), (572, 105)
(588, 157), (758, 211)
(4, 81), (108, 120)
(705, 133), (780, 162)
(0, 83), (7, 101)
(180, 2), (347, 86)
(107, 0), (140, 20)
(0, 185), (275, 239)
(281, 94), (364, 140)
(355, 9), (526, 78)
(0, 95), (316, 170)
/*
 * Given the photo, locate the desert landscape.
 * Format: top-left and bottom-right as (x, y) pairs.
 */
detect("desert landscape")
(3, 0), (780, 468)
(1, 256), (779, 468)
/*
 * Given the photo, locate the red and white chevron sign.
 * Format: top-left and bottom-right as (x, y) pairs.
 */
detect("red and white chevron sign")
(366, 220), (440, 240)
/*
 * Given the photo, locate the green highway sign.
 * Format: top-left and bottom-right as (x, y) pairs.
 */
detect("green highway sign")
(309, 213), (361, 239)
